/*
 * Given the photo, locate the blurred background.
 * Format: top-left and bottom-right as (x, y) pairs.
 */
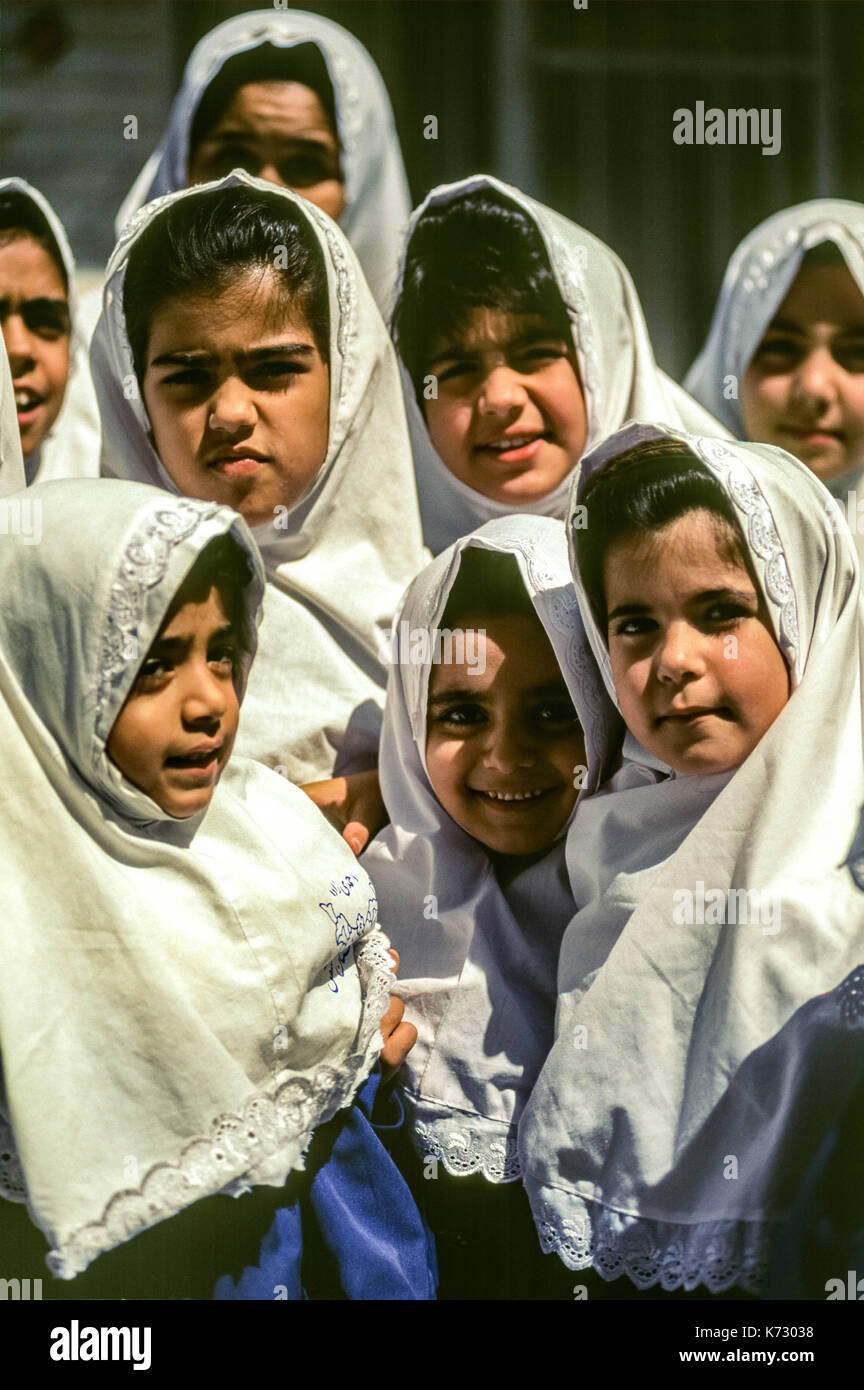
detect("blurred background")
(2, 0), (862, 378)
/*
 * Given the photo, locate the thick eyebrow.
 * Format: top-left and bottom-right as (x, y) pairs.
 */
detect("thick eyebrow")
(607, 586), (757, 624)
(427, 328), (568, 369)
(204, 128), (333, 148)
(764, 316), (864, 339)
(427, 686), (488, 709)
(149, 343), (315, 369)
(147, 622), (236, 655)
(0, 295), (69, 316)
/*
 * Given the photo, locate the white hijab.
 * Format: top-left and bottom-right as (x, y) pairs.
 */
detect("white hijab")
(362, 515), (621, 1182)
(115, 8), (410, 312)
(519, 422), (864, 1292)
(0, 179), (101, 485)
(92, 170), (426, 784)
(685, 200), (864, 564)
(0, 479), (392, 1281)
(397, 175), (727, 554)
(0, 333), (25, 497)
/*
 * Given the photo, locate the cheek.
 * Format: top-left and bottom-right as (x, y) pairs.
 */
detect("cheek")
(740, 366), (785, 435)
(840, 379), (864, 437)
(424, 736), (466, 803)
(548, 369), (588, 451)
(305, 182), (346, 222)
(425, 399), (468, 463)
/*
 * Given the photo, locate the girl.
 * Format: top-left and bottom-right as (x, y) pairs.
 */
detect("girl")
(0, 478), (431, 1300)
(362, 515), (621, 1298)
(391, 174), (725, 554)
(685, 201), (864, 563)
(115, 9), (410, 311)
(0, 179), (101, 484)
(91, 171), (425, 786)
(518, 422), (864, 1295)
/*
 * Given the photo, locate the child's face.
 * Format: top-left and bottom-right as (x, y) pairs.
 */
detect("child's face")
(0, 233), (70, 459)
(425, 610), (585, 855)
(187, 81), (346, 223)
(741, 260), (864, 482)
(107, 585), (241, 818)
(603, 509), (790, 776)
(423, 308), (587, 505)
(142, 268), (330, 527)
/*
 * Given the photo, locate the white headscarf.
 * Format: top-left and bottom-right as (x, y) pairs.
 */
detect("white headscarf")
(685, 200), (864, 568)
(519, 422), (864, 1293)
(0, 333), (25, 497)
(0, 478), (392, 1281)
(115, 8), (410, 312)
(362, 515), (621, 1182)
(92, 170), (426, 784)
(0, 179), (101, 485)
(396, 175), (727, 554)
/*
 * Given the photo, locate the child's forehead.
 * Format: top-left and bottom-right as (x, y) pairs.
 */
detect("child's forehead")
(156, 582), (233, 639)
(428, 307), (565, 357)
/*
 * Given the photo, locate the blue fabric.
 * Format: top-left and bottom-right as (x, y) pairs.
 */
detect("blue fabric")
(214, 1068), (437, 1300)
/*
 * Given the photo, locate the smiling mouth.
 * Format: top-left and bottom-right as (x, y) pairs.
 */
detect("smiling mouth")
(14, 387), (44, 418)
(475, 433), (551, 463)
(472, 786), (558, 804)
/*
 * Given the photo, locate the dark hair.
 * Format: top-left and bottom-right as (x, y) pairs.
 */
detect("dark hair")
(163, 532), (256, 664)
(123, 185), (330, 383)
(441, 547), (537, 628)
(0, 190), (68, 292)
(392, 189), (571, 401)
(189, 42), (338, 155)
(576, 440), (749, 627)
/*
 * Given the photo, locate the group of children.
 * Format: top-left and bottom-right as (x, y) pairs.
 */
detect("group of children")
(1, 8), (863, 1301)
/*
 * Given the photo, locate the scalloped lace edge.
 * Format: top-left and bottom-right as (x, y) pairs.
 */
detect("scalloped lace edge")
(413, 1113), (521, 1184)
(0, 931), (394, 1280)
(528, 1188), (774, 1293)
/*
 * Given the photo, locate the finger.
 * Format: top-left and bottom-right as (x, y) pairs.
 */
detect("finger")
(342, 820), (369, 856)
(379, 994), (405, 1040)
(380, 1020), (418, 1082)
(387, 948), (400, 974)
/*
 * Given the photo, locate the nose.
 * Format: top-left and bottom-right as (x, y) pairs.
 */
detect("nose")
(790, 346), (840, 409)
(181, 659), (229, 727)
(2, 315), (36, 376)
(477, 365), (528, 418)
(482, 717), (536, 774)
(655, 621), (708, 684)
(207, 376), (257, 435)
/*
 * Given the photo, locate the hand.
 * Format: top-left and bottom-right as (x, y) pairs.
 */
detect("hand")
(379, 949), (417, 1083)
(300, 769), (388, 856)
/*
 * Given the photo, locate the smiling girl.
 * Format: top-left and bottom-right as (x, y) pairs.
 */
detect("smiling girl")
(519, 423), (864, 1297)
(392, 175), (725, 554)
(363, 515), (620, 1298)
(92, 172), (425, 786)
(686, 201), (864, 563)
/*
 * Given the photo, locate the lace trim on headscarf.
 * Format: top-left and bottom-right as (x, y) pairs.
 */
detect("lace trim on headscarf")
(0, 930), (393, 1280)
(94, 500), (222, 752)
